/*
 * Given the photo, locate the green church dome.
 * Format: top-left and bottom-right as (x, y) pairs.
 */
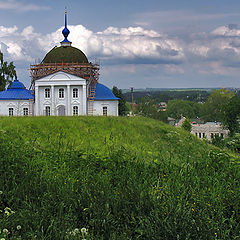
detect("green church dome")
(42, 46), (89, 64)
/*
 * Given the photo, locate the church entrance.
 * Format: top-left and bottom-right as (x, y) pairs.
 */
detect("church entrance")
(58, 105), (66, 116)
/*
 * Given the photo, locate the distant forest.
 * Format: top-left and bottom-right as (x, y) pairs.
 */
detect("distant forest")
(123, 90), (211, 103)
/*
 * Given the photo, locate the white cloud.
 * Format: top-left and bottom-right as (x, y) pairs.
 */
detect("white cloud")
(2, 22), (240, 83)
(36, 24), (184, 65)
(6, 42), (22, 58)
(0, 25), (18, 37)
(211, 25), (240, 37)
(0, 0), (50, 12)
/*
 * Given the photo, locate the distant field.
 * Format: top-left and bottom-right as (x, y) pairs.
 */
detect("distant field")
(0, 116), (239, 239)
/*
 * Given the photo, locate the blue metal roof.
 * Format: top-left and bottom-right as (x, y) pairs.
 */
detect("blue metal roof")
(7, 79), (25, 89)
(0, 79), (34, 100)
(94, 83), (119, 100)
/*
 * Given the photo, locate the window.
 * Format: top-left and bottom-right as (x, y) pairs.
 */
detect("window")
(45, 106), (50, 116)
(23, 108), (28, 116)
(59, 88), (64, 98)
(45, 88), (50, 98)
(199, 133), (202, 138)
(203, 133), (205, 138)
(73, 88), (78, 98)
(73, 106), (78, 116)
(9, 108), (13, 116)
(221, 133), (224, 138)
(103, 106), (107, 116)
(195, 133), (197, 137)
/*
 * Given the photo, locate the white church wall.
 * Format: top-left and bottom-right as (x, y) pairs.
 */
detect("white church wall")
(35, 71), (87, 116)
(0, 100), (33, 116)
(92, 100), (118, 116)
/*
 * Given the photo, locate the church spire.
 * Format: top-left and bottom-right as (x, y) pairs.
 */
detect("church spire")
(61, 8), (72, 47)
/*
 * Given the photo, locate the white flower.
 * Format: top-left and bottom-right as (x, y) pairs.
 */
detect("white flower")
(0, 191), (3, 195)
(0, 238), (5, 240)
(17, 225), (22, 230)
(81, 227), (87, 234)
(2, 229), (8, 234)
(74, 228), (79, 233)
(4, 210), (9, 215)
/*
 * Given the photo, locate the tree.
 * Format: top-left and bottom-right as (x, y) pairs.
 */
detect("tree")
(181, 118), (192, 132)
(222, 95), (240, 136)
(167, 100), (201, 119)
(201, 89), (235, 122)
(136, 97), (168, 123)
(112, 86), (128, 116)
(0, 50), (17, 91)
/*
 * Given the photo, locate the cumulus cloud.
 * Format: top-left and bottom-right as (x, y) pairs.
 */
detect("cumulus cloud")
(0, 23), (185, 67)
(71, 25), (184, 64)
(180, 24), (240, 77)
(2, 22), (240, 83)
(211, 24), (240, 37)
(0, 25), (18, 37)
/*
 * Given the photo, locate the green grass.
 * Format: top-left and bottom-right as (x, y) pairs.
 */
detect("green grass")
(0, 116), (239, 239)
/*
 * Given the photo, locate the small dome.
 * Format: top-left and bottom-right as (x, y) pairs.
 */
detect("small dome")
(94, 83), (119, 100)
(42, 46), (88, 64)
(0, 79), (33, 100)
(8, 79), (26, 89)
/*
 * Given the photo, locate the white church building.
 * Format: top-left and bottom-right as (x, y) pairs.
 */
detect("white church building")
(0, 12), (119, 117)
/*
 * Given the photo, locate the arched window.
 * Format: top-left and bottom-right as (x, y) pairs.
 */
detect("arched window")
(45, 106), (50, 116)
(45, 88), (50, 98)
(103, 106), (107, 116)
(23, 108), (29, 116)
(73, 106), (78, 116)
(73, 88), (78, 98)
(59, 88), (64, 98)
(9, 108), (13, 116)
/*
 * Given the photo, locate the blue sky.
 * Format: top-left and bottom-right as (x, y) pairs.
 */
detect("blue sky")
(1, 0), (240, 89)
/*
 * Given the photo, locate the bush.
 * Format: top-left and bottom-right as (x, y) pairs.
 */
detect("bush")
(181, 118), (192, 132)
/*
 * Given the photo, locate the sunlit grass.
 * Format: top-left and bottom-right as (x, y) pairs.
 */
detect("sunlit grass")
(0, 116), (239, 239)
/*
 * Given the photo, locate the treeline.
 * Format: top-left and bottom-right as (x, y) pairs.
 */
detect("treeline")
(134, 89), (240, 136)
(123, 90), (210, 103)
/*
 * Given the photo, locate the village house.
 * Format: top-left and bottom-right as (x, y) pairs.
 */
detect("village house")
(176, 116), (229, 141)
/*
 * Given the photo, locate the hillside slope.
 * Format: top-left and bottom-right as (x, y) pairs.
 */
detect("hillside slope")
(0, 116), (239, 239)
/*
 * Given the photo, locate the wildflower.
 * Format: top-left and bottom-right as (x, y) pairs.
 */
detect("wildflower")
(4, 210), (9, 215)
(2, 229), (9, 234)
(17, 225), (22, 230)
(0, 191), (3, 195)
(74, 228), (79, 234)
(81, 227), (87, 234)
(0, 238), (5, 240)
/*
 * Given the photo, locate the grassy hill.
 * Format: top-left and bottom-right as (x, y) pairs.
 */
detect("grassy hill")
(0, 116), (239, 239)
